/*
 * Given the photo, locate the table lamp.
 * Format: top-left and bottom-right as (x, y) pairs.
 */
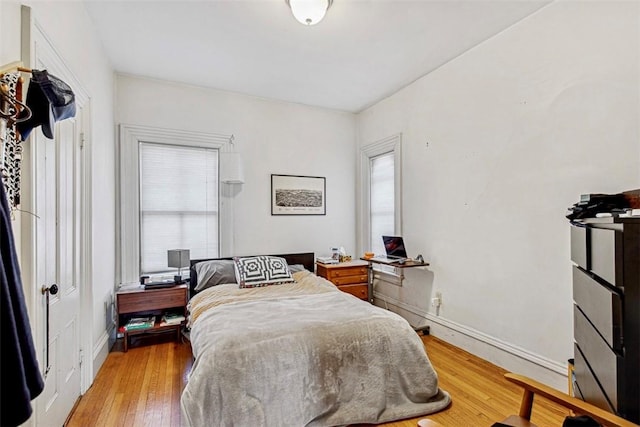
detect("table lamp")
(168, 249), (190, 282)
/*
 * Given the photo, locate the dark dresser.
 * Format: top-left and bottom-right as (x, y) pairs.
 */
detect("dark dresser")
(570, 217), (639, 423)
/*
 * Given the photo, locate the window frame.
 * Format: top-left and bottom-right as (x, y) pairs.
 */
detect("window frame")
(117, 124), (235, 285)
(358, 133), (402, 256)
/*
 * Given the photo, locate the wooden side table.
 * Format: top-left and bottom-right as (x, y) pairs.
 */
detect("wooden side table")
(116, 284), (188, 352)
(316, 260), (370, 302)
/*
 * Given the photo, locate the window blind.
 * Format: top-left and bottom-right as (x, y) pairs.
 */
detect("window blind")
(370, 152), (394, 256)
(139, 143), (219, 274)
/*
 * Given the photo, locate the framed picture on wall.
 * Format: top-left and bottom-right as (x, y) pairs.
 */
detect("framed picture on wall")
(271, 174), (326, 215)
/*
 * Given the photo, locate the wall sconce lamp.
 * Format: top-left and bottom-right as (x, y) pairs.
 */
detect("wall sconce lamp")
(285, 0), (333, 26)
(168, 249), (190, 282)
(220, 134), (245, 184)
(220, 152), (245, 184)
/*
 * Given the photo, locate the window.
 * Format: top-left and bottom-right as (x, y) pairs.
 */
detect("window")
(369, 152), (395, 256)
(118, 125), (234, 284)
(139, 143), (218, 274)
(359, 133), (402, 256)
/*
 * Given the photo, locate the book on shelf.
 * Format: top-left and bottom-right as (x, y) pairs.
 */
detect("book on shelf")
(123, 316), (155, 331)
(160, 312), (185, 326)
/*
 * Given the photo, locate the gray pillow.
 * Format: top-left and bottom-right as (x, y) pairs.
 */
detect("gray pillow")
(194, 260), (237, 291)
(288, 264), (306, 273)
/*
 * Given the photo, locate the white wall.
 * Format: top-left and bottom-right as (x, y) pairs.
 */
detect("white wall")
(4, 0), (636, 400)
(1, 0), (116, 383)
(116, 75), (357, 260)
(357, 0), (639, 388)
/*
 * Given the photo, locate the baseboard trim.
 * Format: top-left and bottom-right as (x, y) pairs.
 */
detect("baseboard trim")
(374, 293), (568, 391)
(91, 330), (111, 382)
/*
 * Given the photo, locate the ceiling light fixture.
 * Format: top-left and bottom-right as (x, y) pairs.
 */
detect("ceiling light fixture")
(285, 0), (333, 26)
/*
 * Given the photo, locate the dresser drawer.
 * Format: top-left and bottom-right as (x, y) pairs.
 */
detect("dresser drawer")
(118, 287), (187, 314)
(574, 307), (618, 408)
(331, 275), (368, 286)
(590, 228), (620, 286)
(571, 225), (588, 270)
(337, 284), (368, 301)
(327, 266), (368, 279)
(573, 266), (622, 351)
(574, 343), (616, 413)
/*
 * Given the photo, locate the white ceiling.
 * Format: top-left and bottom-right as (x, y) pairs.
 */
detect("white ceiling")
(83, 0), (550, 113)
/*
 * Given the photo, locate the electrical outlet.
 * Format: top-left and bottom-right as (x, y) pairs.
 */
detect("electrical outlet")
(431, 292), (442, 308)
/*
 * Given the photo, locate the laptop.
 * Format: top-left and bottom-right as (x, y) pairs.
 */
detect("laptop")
(375, 236), (409, 263)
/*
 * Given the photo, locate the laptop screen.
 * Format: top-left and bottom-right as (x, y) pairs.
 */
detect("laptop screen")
(382, 236), (407, 259)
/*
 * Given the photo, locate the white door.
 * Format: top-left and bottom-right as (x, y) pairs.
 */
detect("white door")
(23, 23), (85, 426)
(33, 110), (82, 426)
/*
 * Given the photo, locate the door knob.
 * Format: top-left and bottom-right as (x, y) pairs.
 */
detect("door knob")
(41, 283), (58, 295)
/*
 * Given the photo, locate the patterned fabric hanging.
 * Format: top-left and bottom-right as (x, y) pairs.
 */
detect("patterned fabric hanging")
(0, 71), (23, 209)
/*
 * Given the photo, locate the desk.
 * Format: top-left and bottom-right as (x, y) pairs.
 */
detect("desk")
(360, 257), (431, 335)
(361, 257), (429, 268)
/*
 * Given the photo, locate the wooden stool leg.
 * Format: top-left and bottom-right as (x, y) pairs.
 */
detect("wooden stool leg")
(518, 389), (534, 420)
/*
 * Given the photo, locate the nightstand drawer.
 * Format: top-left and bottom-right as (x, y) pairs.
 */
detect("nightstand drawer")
(118, 287), (187, 314)
(590, 228), (619, 287)
(337, 284), (368, 301)
(327, 266), (367, 278)
(570, 225), (588, 270)
(574, 343), (616, 413)
(574, 306), (618, 405)
(331, 275), (368, 285)
(573, 266), (622, 350)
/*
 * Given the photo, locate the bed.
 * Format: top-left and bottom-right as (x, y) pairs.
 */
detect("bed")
(181, 252), (450, 426)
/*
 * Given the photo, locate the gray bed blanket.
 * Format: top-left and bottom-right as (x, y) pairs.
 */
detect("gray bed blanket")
(181, 270), (450, 426)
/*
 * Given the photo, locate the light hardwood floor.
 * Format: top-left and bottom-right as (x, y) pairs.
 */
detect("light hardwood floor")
(66, 334), (569, 426)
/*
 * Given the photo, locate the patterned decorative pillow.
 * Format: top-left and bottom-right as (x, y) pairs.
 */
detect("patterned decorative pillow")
(234, 256), (295, 288)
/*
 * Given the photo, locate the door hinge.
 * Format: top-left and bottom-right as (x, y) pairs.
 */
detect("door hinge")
(79, 132), (85, 149)
(79, 348), (84, 367)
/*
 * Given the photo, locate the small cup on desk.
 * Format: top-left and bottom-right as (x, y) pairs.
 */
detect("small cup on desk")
(363, 252), (374, 260)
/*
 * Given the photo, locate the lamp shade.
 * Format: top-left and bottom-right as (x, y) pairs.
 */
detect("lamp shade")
(220, 152), (245, 184)
(167, 249), (190, 269)
(286, 0), (332, 26)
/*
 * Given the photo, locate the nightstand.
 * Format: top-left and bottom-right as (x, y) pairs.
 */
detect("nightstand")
(316, 260), (369, 302)
(116, 284), (188, 352)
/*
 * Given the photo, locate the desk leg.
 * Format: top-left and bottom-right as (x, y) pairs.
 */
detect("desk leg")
(414, 325), (430, 335)
(123, 331), (129, 352)
(366, 261), (374, 304)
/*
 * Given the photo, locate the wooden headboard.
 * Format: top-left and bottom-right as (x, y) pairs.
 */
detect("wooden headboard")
(189, 252), (315, 297)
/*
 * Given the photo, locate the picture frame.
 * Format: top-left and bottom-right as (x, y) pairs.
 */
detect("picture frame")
(271, 174), (326, 216)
